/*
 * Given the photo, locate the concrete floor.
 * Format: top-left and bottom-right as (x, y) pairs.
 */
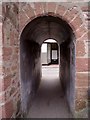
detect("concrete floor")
(27, 65), (73, 118)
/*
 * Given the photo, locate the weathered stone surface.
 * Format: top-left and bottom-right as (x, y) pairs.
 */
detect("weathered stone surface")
(75, 99), (87, 111)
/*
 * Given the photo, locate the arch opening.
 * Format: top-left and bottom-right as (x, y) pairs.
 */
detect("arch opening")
(41, 39), (59, 65)
(20, 15), (76, 116)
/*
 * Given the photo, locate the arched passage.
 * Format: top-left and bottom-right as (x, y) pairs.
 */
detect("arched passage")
(20, 15), (76, 116)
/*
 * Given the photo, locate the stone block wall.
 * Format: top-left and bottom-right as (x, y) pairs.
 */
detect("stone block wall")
(0, 2), (20, 118)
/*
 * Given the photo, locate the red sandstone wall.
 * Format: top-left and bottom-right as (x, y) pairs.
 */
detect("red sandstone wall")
(0, 3), (20, 118)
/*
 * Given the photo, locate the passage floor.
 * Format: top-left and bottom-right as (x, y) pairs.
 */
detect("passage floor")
(27, 65), (73, 118)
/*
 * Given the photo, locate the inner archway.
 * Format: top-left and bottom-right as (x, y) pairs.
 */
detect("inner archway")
(20, 15), (76, 117)
(41, 39), (59, 65)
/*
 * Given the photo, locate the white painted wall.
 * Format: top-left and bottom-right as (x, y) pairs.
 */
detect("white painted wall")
(41, 43), (51, 64)
(41, 43), (48, 64)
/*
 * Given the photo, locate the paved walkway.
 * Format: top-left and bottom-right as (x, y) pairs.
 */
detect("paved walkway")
(27, 65), (73, 118)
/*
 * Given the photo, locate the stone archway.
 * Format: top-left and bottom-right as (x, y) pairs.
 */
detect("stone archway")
(1, 2), (88, 118)
(20, 15), (76, 116)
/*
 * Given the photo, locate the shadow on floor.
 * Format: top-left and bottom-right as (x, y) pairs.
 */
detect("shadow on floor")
(27, 65), (73, 118)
